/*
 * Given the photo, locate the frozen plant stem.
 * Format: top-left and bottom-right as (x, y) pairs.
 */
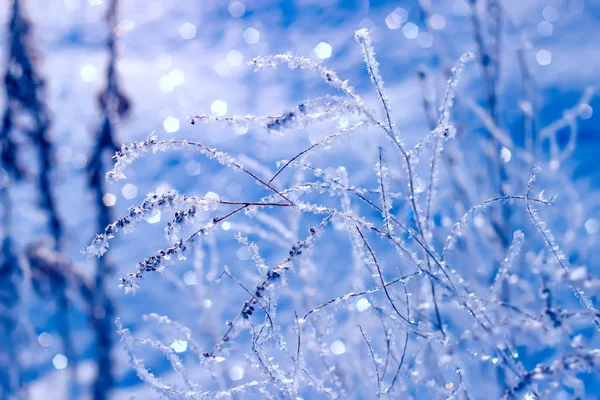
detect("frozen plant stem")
(207, 216), (331, 356)
(355, 28), (424, 236)
(1, 0), (69, 395)
(356, 227), (413, 326)
(525, 166), (600, 330)
(86, 0), (131, 397)
(359, 325), (382, 397)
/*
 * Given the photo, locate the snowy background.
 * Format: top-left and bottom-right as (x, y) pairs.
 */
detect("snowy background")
(1, 0), (599, 399)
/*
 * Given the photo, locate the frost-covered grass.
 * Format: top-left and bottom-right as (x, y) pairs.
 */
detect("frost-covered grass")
(86, 23), (600, 399)
(2, 1), (599, 399)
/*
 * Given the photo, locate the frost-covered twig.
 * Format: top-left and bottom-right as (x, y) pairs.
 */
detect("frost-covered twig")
(269, 121), (365, 185)
(411, 52), (474, 158)
(116, 318), (195, 399)
(489, 230), (524, 296)
(537, 87), (595, 165)
(207, 216), (332, 356)
(235, 234), (268, 277)
(303, 271), (420, 320)
(354, 29), (396, 137)
(358, 325), (382, 397)
(191, 96), (364, 133)
(84, 191), (217, 257)
(355, 28), (424, 237)
(355, 227), (413, 326)
(375, 147), (393, 235)
(502, 348), (600, 399)
(421, 53), (474, 240)
(442, 195), (551, 259)
(107, 134), (292, 204)
(385, 331), (409, 394)
(525, 166), (600, 329)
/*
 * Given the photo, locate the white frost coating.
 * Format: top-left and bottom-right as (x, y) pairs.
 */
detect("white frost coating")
(354, 28), (397, 137)
(439, 52), (475, 125)
(410, 52), (474, 157)
(190, 95), (364, 134)
(120, 220), (218, 294)
(107, 133), (243, 182)
(375, 147), (393, 235)
(118, 317), (267, 399)
(409, 123), (457, 157)
(164, 196), (221, 242)
(116, 319), (193, 399)
(235, 233), (269, 276)
(414, 53), (474, 239)
(249, 52), (386, 130)
(249, 53), (360, 103)
(489, 230), (525, 296)
(525, 166), (600, 330)
(442, 194), (551, 258)
(84, 191), (218, 258)
(355, 27), (426, 238)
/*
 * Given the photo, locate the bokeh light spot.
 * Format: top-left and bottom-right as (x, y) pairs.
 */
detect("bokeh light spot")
(314, 42), (332, 59)
(80, 65), (98, 82)
(243, 28), (260, 44)
(536, 49), (552, 66)
(179, 23), (196, 40)
(226, 50), (243, 66)
(430, 13), (446, 30)
(102, 193), (116, 207)
(331, 340), (346, 355)
(53, 354), (68, 370)
(211, 100), (228, 116)
(163, 116), (180, 133)
(229, 1), (245, 18)
(402, 22), (419, 39)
